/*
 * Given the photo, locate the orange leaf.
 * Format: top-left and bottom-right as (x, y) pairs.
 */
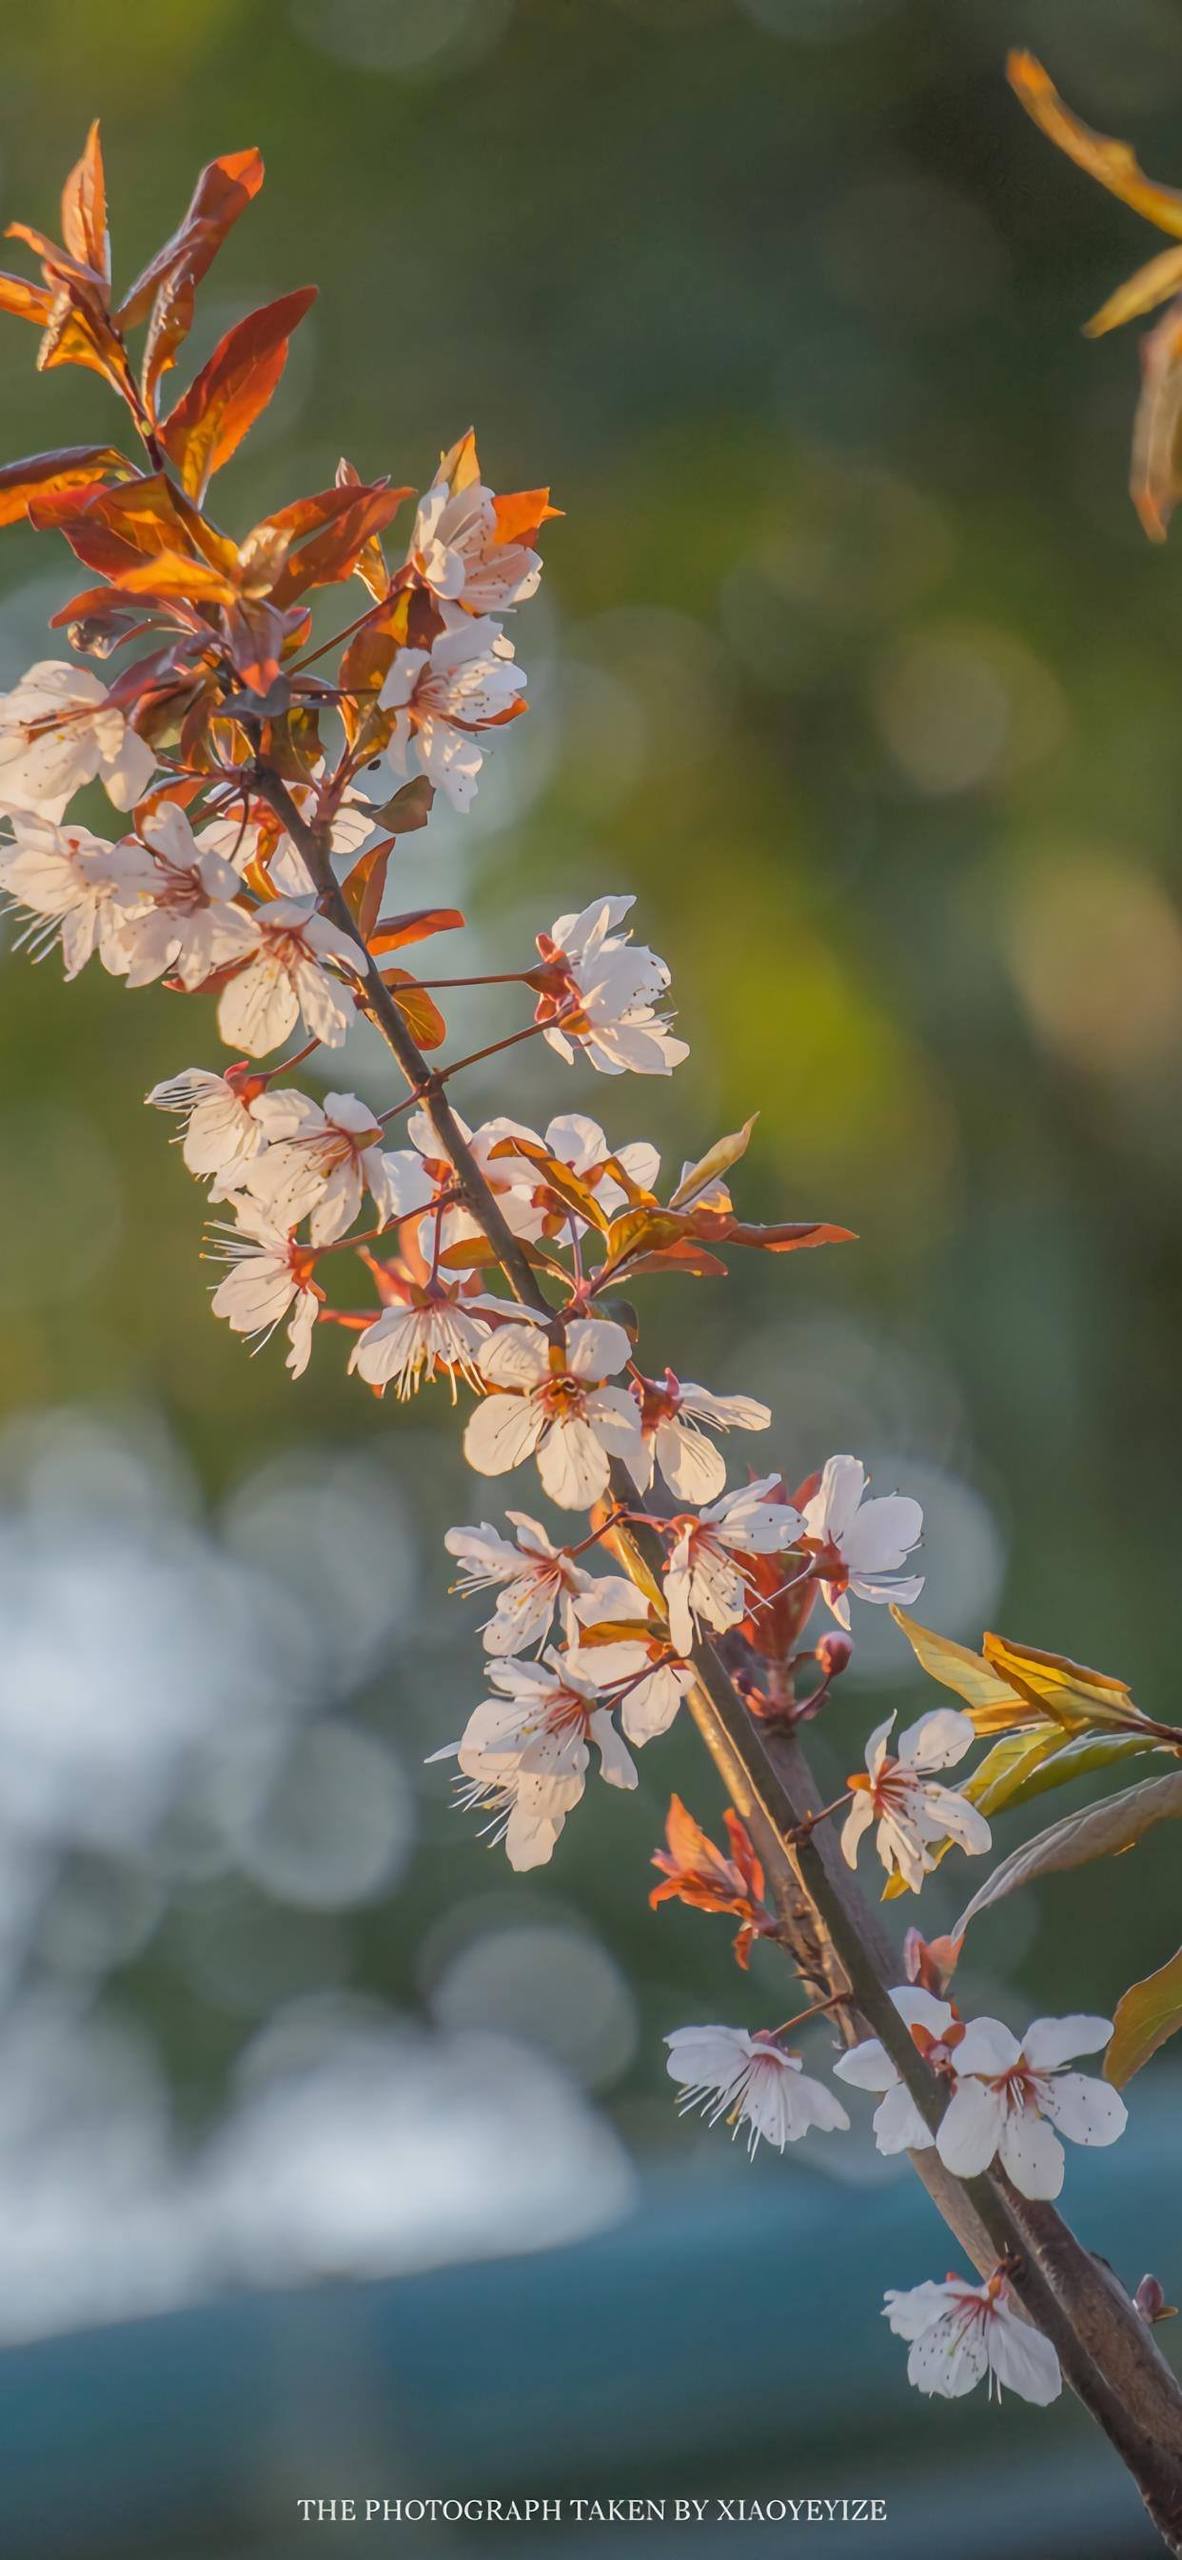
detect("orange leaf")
(120, 149), (266, 407)
(720, 1218), (857, 1253)
(493, 486), (561, 544)
(60, 122), (109, 284)
(268, 482), (412, 606)
(0, 271), (53, 326)
(0, 443), (131, 530)
(161, 287), (317, 501)
(342, 839), (393, 940)
(368, 907), (465, 954)
(377, 966), (447, 1049)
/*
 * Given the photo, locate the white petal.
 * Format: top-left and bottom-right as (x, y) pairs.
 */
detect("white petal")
(897, 1708), (975, 1772)
(1020, 2015), (1114, 2073)
(997, 2108), (1065, 2200)
(952, 2017), (1023, 2077)
(1038, 2071), (1128, 2149)
(873, 2080), (935, 2155)
(536, 1414), (611, 1510)
(655, 1419), (727, 1504)
(935, 2079), (1006, 2178)
(564, 1316), (630, 1380)
(477, 1323), (551, 1389)
(986, 2306), (1062, 2406)
(463, 1393), (545, 1478)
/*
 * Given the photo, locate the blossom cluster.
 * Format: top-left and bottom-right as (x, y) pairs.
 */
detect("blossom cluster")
(0, 123), (1144, 2440)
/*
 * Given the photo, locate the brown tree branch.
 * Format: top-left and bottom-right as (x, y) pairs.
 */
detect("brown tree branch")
(254, 761), (1182, 2554)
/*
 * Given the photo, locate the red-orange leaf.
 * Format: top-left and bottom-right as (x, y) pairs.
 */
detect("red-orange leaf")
(60, 122), (109, 284)
(377, 966), (447, 1049)
(161, 287), (317, 501)
(124, 148), (266, 408)
(268, 482), (412, 606)
(0, 270), (53, 326)
(493, 486), (562, 544)
(368, 907), (464, 955)
(0, 443), (131, 530)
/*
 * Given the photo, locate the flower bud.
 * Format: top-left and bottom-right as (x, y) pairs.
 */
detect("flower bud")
(815, 1630), (853, 1681)
(1134, 2273), (1178, 2325)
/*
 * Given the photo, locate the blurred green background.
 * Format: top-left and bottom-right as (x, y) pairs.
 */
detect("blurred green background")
(0, 0), (1180, 2552)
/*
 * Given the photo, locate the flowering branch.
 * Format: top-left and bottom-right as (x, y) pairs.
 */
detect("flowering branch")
(2, 112), (1181, 2550)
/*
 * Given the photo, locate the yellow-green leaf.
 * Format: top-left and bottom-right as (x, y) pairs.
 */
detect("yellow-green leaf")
(889, 1608), (1030, 1730)
(953, 1769), (1182, 1940)
(669, 1115), (757, 1211)
(1107, 1947), (1182, 2087)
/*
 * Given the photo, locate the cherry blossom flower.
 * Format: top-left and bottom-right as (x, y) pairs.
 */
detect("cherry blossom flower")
(463, 1314), (646, 1511)
(216, 896), (362, 1056)
(632, 1370), (772, 1503)
(800, 1455), (924, 1629)
(240, 1088), (428, 1245)
(432, 1648), (636, 1870)
(146, 1065), (269, 1187)
(0, 812), (132, 977)
(883, 2272), (1061, 2405)
(665, 2025), (850, 2157)
(833, 1985), (960, 2155)
(533, 895), (688, 1077)
(444, 1512), (593, 1656)
(378, 619), (526, 813)
(840, 1710), (990, 1894)
(408, 453), (542, 615)
(106, 805), (258, 991)
(349, 1286), (491, 1402)
(208, 1204), (322, 1377)
(405, 1108), (549, 1253)
(570, 1574), (694, 1743)
(935, 2015), (1127, 2199)
(451, 1110), (661, 1247)
(663, 1475), (803, 1654)
(0, 659), (155, 818)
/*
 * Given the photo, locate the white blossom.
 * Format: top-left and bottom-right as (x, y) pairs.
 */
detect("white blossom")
(0, 812), (130, 978)
(663, 1475), (803, 1654)
(146, 1065), (268, 1186)
(570, 1575), (693, 1744)
(884, 2274), (1061, 2405)
(409, 468), (542, 615)
(633, 1370), (772, 1504)
(379, 618), (526, 813)
(207, 1204), (321, 1377)
(349, 1291), (491, 1402)
(936, 2015), (1127, 2200)
(463, 1314), (646, 1511)
(107, 804), (257, 991)
(833, 1985), (958, 2155)
(216, 896), (361, 1057)
(241, 1088), (427, 1245)
(841, 1710), (990, 1894)
(665, 2024), (850, 2157)
(0, 659), (154, 818)
(444, 1512), (593, 1656)
(535, 894), (688, 1076)
(801, 1454), (924, 1629)
(431, 1648), (636, 1871)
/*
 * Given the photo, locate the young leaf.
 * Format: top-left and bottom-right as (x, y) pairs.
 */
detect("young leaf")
(953, 1769), (1182, 1940)
(1106, 1946), (1182, 2087)
(367, 907), (464, 955)
(981, 1629), (1155, 1735)
(0, 271), (53, 326)
(120, 149), (266, 407)
(160, 287), (317, 501)
(669, 1116), (758, 1210)
(889, 1607), (1031, 1726)
(59, 122), (109, 283)
(0, 443), (131, 530)
(377, 967), (446, 1049)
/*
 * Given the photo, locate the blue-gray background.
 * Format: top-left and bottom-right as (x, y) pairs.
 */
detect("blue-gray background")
(0, 1), (1178, 2552)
